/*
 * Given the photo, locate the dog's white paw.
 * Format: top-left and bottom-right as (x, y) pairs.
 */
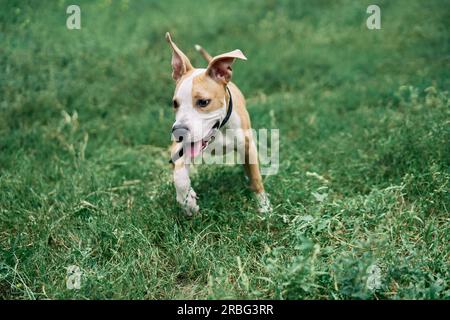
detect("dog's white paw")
(256, 192), (272, 213)
(177, 188), (199, 216)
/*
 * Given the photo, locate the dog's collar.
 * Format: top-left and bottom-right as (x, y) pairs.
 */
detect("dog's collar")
(169, 86), (233, 164)
(219, 86), (233, 129)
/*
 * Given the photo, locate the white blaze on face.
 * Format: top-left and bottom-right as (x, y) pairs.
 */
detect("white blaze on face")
(174, 68), (227, 158)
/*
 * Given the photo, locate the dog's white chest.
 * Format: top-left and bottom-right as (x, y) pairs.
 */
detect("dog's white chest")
(203, 112), (244, 157)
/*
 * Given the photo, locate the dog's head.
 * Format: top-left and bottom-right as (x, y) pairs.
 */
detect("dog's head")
(165, 32), (246, 158)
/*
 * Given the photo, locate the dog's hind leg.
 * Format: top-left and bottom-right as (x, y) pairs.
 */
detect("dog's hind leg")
(241, 131), (272, 213)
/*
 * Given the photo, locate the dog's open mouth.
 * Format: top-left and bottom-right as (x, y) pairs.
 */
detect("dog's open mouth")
(186, 133), (215, 158)
(186, 121), (219, 158)
(187, 140), (207, 158)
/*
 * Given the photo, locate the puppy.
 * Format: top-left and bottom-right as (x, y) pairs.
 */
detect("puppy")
(165, 32), (271, 215)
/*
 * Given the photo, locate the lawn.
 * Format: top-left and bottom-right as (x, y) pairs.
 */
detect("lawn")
(0, 0), (449, 299)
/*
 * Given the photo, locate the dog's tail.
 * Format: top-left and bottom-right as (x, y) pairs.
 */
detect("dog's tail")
(194, 44), (212, 63)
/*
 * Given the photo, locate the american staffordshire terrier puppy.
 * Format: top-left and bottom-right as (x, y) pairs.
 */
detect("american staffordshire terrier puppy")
(166, 32), (271, 215)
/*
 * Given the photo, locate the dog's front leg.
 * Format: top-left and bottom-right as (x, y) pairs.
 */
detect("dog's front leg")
(172, 144), (199, 216)
(173, 165), (199, 216)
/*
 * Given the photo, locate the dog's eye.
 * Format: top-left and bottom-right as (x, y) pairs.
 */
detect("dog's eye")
(173, 100), (179, 109)
(196, 99), (211, 108)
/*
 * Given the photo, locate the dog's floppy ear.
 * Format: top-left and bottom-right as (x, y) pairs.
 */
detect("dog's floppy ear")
(206, 49), (247, 84)
(165, 32), (193, 81)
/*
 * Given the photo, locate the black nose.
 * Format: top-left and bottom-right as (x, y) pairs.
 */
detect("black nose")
(172, 125), (189, 143)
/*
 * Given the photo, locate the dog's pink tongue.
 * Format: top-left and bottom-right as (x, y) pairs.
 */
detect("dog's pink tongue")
(188, 141), (202, 158)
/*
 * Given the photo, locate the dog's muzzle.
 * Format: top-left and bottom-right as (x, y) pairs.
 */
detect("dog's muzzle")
(172, 124), (189, 143)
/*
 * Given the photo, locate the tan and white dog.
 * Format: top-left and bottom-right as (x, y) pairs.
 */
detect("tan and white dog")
(166, 32), (271, 215)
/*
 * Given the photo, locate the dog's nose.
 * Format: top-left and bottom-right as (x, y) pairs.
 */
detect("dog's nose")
(172, 124), (189, 143)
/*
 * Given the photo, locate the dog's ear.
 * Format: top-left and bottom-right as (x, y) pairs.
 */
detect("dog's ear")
(206, 50), (247, 84)
(165, 32), (193, 81)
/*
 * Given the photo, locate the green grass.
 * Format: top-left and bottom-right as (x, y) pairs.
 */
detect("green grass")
(0, 0), (449, 299)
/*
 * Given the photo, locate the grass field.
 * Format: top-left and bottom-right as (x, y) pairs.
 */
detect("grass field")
(0, 0), (449, 299)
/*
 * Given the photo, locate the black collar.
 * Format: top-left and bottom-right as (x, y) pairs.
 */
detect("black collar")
(169, 86), (233, 164)
(219, 86), (233, 129)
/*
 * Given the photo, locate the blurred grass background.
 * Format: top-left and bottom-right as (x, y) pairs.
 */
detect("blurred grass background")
(0, 0), (449, 299)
